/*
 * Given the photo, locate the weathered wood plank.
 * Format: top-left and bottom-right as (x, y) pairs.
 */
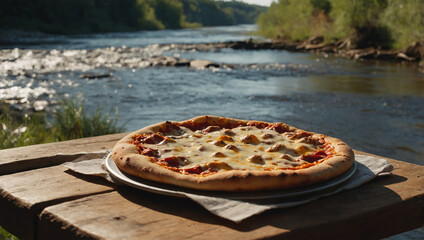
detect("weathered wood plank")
(0, 132), (127, 175)
(0, 165), (115, 240)
(38, 158), (424, 240)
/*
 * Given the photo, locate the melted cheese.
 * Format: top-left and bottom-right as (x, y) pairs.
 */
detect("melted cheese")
(143, 126), (322, 172)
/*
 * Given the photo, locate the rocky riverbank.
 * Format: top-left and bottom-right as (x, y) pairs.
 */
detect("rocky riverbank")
(170, 38), (424, 64)
(2, 38), (422, 79)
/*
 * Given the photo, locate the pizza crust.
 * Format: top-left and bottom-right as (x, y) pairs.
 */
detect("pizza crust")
(111, 115), (354, 191)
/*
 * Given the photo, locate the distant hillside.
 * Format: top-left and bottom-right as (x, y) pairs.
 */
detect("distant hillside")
(0, 0), (266, 34)
(182, 0), (267, 26)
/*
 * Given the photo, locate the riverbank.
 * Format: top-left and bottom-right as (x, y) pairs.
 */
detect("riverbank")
(257, 1), (424, 56)
(174, 38), (424, 65)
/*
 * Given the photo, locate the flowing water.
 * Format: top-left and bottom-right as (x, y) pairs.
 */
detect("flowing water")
(1, 25), (423, 167)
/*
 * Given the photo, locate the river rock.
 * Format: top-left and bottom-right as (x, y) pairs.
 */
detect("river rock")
(79, 73), (112, 79)
(190, 59), (219, 68)
(174, 59), (190, 67)
(148, 57), (178, 66)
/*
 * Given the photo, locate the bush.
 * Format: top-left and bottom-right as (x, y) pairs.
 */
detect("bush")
(53, 99), (124, 141)
(380, 0), (424, 49)
(257, 0), (314, 41)
(257, 0), (424, 50)
(0, 99), (125, 150)
(326, 0), (391, 48)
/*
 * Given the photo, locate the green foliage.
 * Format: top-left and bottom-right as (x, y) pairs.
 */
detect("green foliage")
(311, 0), (331, 14)
(0, 105), (54, 149)
(380, 0), (424, 49)
(0, 0), (265, 34)
(257, 0), (424, 50)
(0, 0), (165, 33)
(257, 0), (314, 41)
(256, 2), (283, 39)
(136, 0), (164, 30)
(180, 0), (234, 26)
(53, 99), (124, 141)
(216, 1), (267, 24)
(0, 99), (124, 150)
(147, 0), (181, 29)
(327, 0), (391, 48)
(0, 226), (18, 240)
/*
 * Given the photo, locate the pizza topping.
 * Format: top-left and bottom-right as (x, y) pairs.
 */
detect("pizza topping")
(130, 124), (333, 174)
(261, 133), (274, 139)
(247, 155), (264, 164)
(247, 121), (268, 129)
(158, 156), (186, 167)
(212, 140), (226, 147)
(158, 137), (176, 145)
(295, 145), (311, 155)
(223, 129), (235, 136)
(142, 148), (159, 158)
(266, 123), (287, 133)
(266, 144), (285, 152)
(300, 151), (327, 163)
(296, 137), (313, 144)
(181, 165), (203, 174)
(210, 152), (226, 158)
(205, 161), (232, 171)
(285, 131), (312, 140)
(142, 133), (165, 144)
(280, 154), (294, 160)
(203, 125), (221, 133)
(216, 135), (234, 142)
(224, 144), (239, 151)
(240, 134), (260, 144)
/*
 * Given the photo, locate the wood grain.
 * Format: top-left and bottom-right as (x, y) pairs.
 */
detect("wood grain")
(0, 132), (127, 175)
(38, 158), (424, 240)
(0, 165), (114, 239)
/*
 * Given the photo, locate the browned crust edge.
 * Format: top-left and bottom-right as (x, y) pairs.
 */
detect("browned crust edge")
(111, 115), (354, 191)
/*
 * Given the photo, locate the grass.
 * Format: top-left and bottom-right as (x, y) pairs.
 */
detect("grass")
(0, 99), (125, 149)
(0, 226), (17, 240)
(52, 99), (124, 141)
(0, 109), (54, 149)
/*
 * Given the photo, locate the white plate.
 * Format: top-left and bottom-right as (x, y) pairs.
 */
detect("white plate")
(105, 153), (357, 200)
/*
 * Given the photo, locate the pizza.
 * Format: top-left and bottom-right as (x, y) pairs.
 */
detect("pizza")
(111, 116), (354, 191)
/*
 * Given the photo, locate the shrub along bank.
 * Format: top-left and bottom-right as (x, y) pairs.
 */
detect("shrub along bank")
(0, 99), (124, 150)
(257, 0), (424, 51)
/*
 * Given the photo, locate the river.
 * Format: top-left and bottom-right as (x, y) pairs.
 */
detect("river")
(1, 25), (423, 168)
(1, 25), (424, 239)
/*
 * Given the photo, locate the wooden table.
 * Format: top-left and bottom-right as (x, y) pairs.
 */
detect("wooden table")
(0, 133), (423, 240)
